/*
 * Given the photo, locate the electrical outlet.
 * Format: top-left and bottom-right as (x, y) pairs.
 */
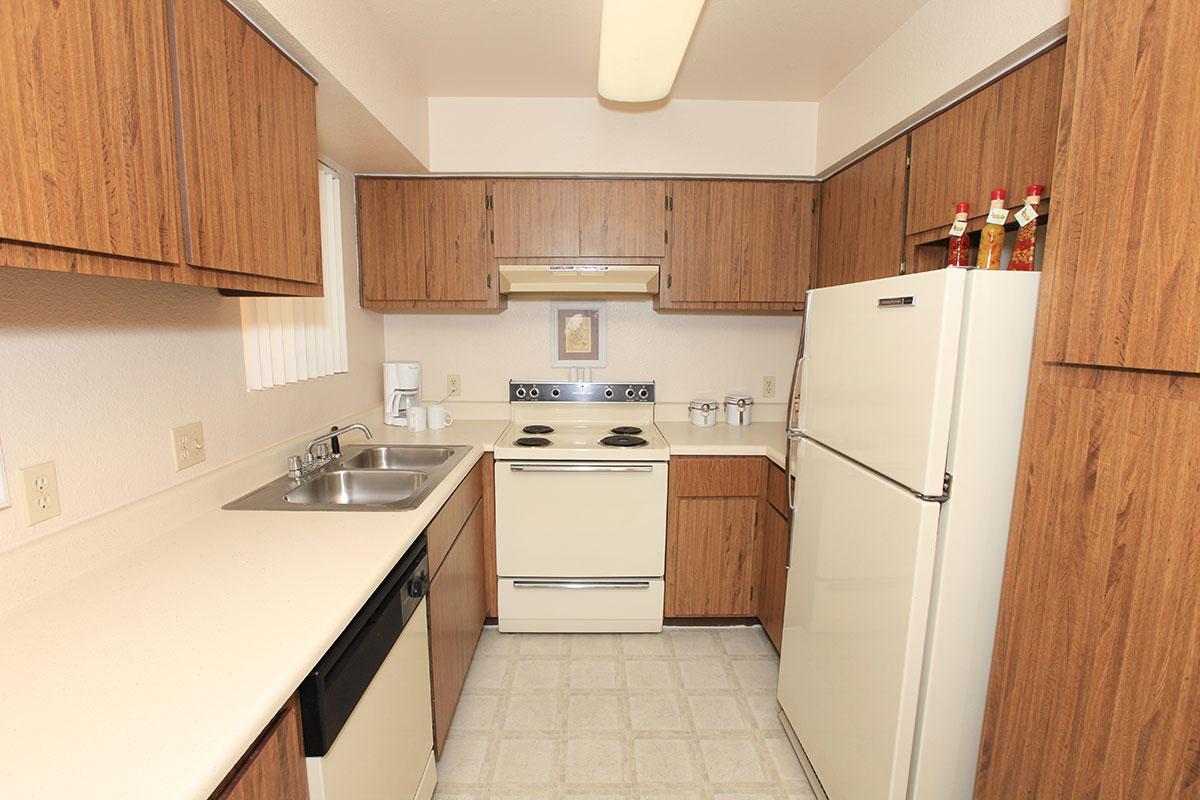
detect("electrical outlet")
(447, 374), (462, 397)
(762, 376), (777, 399)
(0, 439), (10, 511)
(172, 421), (206, 472)
(19, 461), (60, 526)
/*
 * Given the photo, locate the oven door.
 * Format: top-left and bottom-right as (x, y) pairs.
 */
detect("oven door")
(495, 461), (668, 577)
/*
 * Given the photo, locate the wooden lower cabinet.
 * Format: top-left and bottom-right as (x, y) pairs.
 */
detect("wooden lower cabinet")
(480, 453), (499, 618)
(755, 506), (789, 652)
(427, 500), (486, 756)
(211, 695), (308, 800)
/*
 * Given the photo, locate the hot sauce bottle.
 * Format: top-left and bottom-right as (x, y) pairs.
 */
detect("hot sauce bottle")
(947, 201), (970, 267)
(1008, 184), (1044, 271)
(976, 188), (1008, 270)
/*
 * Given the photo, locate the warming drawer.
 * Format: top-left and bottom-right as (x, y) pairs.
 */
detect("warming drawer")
(498, 578), (665, 633)
(494, 461), (668, 577)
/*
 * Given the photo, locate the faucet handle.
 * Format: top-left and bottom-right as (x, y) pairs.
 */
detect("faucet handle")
(314, 443), (330, 460)
(287, 455), (303, 478)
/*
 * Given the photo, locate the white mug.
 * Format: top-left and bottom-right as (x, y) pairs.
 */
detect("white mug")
(407, 406), (427, 432)
(427, 404), (453, 429)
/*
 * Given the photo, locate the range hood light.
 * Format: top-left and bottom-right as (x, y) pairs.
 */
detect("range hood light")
(597, 0), (706, 103)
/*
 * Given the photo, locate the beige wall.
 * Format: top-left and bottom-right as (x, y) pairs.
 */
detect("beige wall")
(383, 299), (800, 407)
(815, 0), (1070, 173)
(427, 97), (819, 175)
(0, 159), (382, 555)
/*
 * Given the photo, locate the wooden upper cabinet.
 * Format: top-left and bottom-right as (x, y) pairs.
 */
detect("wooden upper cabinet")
(492, 179), (578, 258)
(426, 180), (491, 301)
(1044, 0), (1200, 374)
(0, 0), (182, 264)
(816, 137), (909, 288)
(173, 0), (321, 286)
(577, 180), (667, 257)
(906, 44), (1065, 235)
(668, 180), (812, 307)
(358, 178), (428, 301)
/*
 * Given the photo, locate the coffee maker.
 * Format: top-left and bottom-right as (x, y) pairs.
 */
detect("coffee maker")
(383, 362), (421, 427)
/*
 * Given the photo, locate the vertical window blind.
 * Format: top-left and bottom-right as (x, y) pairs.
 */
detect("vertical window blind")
(239, 164), (349, 390)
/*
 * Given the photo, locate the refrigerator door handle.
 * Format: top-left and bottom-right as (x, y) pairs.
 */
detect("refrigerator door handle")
(783, 291), (813, 513)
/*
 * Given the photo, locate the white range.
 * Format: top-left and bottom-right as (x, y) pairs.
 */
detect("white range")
(493, 381), (669, 633)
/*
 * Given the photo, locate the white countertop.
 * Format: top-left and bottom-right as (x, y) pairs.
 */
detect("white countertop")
(0, 416), (790, 800)
(656, 420), (788, 467)
(0, 421), (507, 800)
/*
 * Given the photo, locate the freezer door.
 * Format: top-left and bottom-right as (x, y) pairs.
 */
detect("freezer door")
(777, 438), (940, 800)
(797, 269), (965, 496)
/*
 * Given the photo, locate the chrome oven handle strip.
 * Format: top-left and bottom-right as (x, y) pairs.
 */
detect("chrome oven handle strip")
(512, 580), (652, 590)
(508, 464), (654, 473)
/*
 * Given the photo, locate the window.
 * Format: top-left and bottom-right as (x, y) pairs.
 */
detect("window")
(239, 164), (349, 390)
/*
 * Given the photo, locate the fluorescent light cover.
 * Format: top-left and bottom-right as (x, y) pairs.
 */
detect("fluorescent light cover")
(598, 0), (705, 102)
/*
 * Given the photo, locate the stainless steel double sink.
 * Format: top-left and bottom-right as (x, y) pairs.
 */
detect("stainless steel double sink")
(224, 444), (471, 511)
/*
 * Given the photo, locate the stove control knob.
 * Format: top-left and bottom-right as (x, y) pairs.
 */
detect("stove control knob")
(551, 387), (561, 398)
(515, 387), (527, 398)
(625, 388), (636, 399)
(638, 388), (650, 399)
(530, 387), (540, 398)
(604, 387), (614, 399)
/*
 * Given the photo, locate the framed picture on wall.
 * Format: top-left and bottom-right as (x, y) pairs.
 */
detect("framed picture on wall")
(550, 302), (607, 368)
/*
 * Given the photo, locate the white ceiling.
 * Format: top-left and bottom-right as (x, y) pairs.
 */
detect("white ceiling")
(363, 0), (930, 101)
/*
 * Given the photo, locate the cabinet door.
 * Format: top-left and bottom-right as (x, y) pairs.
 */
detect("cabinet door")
(816, 137), (909, 288)
(666, 496), (759, 617)
(357, 179), (427, 301)
(491, 179), (578, 257)
(214, 696), (308, 800)
(0, 0), (182, 264)
(173, 0), (321, 285)
(668, 180), (750, 302)
(577, 179), (667, 257)
(426, 180), (490, 301)
(428, 501), (486, 756)
(743, 182), (814, 303)
(756, 506), (789, 652)
(1044, 1), (1200, 373)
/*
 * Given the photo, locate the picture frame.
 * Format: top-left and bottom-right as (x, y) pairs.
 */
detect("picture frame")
(550, 302), (607, 368)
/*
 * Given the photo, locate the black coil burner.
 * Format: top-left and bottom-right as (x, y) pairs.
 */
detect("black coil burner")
(600, 434), (648, 448)
(610, 426), (643, 435)
(514, 436), (552, 447)
(522, 425), (555, 435)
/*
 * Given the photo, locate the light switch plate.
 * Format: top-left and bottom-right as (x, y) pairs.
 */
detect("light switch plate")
(762, 375), (777, 399)
(0, 439), (10, 510)
(171, 421), (206, 472)
(19, 461), (60, 526)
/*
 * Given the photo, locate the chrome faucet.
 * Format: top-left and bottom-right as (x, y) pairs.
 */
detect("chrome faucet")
(288, 423), (373, 478)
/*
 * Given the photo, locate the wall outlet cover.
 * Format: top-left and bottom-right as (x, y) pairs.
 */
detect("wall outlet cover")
(762, 375), (777, 399)
(172, 421), (207, 472)
(447, 374), (462, 397)
(19, 461), (60, 526)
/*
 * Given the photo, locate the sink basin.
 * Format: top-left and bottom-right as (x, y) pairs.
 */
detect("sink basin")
(341, 446), (457, 470)
(223, 444), (472, 512)
(284, 469), (426, 507)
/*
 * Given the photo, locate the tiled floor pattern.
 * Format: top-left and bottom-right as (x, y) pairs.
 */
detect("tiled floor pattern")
(433, 625), (815, 799)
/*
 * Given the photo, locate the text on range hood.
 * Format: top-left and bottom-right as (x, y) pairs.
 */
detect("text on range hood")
(498, 264), (659, 295)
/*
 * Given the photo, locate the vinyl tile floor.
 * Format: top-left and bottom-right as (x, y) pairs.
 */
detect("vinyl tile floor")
(433, 625), (815, 800)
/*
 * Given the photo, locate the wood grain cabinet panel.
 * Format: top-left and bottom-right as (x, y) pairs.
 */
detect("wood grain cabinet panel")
(0, 0), (182, 264)
(491, 179), (579, 258)
(428, 500), (486, 756)
(1044, 0), (1200, 374)
(743, 182), (813, 304)
(765, 462), (791, 519)
(480, 454), (499, 619)
(667, 180), (748, 303)
(816, 137), (909, 287)
(357, 178), (428, 301)
(427, 461), (483, 579)
(756, 506), (789, 652)
(173, 0), (321, 286)
(671, 457), (764, 497)
(426, 180), (491, 301)
(906, 45), (1064, 236)
(211, 696), (308, 800)
(577, 179), (667, 257)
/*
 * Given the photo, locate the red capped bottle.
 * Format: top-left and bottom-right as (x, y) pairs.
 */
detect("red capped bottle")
(947, 201), (970, 267)
(976, 188), (1008, 270)
(1008, 184), (1044, 271)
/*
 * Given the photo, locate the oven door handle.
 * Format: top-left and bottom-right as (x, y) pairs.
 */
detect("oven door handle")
(512, 580), (652, 590)
(508, 464), (654, 473)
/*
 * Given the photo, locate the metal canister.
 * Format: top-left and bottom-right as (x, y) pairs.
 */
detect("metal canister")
(689, 399), (720, 427)
(724, 394), (754, 426)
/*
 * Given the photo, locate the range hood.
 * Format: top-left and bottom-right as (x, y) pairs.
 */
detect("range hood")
(498, 264), (660, 295)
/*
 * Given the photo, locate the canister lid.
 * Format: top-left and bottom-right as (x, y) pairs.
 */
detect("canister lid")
(724, 394), (754, 407)
(690, 399), (720, 412)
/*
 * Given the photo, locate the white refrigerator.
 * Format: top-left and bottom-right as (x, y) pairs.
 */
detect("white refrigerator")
(777, 269), (1040, 800)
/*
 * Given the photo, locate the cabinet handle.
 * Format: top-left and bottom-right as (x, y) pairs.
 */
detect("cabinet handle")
(509, 464), (653, 473)
(512, 580), (651, 590)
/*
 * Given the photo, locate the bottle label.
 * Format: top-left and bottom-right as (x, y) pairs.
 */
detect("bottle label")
(1014, 203), (1038, 227)
(986, 207), (1010, 226)
(948, 220), (968, 237)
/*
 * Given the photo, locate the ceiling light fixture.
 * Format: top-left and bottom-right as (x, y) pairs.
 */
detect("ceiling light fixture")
(597, 0), (706, 103)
